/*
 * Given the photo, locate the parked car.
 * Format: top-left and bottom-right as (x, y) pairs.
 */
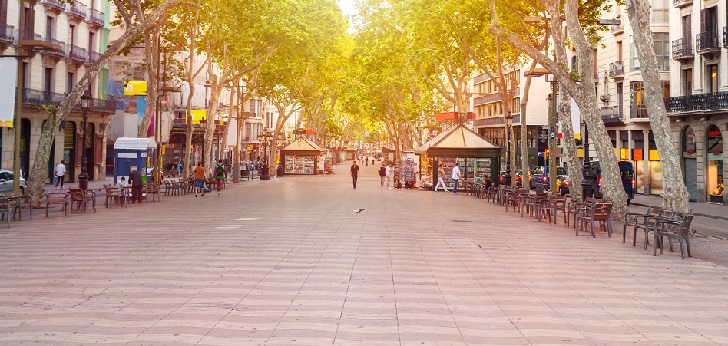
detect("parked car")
(499, 169), (522, 186)
(558, 161), (635, 205)
(529, 166), (567, 190)
(0, 170), (26, 194)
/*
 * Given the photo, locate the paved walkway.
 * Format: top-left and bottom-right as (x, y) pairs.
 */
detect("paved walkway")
(2, 164), (728, 345)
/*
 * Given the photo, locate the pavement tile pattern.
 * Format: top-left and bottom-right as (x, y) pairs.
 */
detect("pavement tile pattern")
(2, 164), (728, 345)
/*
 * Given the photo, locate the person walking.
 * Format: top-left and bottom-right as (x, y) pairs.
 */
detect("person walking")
(451, 162), (461, 193)
(378, 165), (386, 186)
(385, 163), (393, 189)
(128, 168), (143, 203)
(350, 160), (360, 189)
(193, 162), (206, 197)
(214, 159), (226, 196)
(54, 160), (66, 189)
(176, 162), (182, 177)
(365, 156), (369, 166)
(434, 163), (449, 193)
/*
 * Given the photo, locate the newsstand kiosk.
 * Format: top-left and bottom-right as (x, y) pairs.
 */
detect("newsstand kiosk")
(113, 137), (157, 185)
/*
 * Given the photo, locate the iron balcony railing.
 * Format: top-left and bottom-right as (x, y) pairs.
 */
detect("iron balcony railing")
(66, 44), (88, 61)
(610, 22), (624, 33)
(724, 26), (728, 48)
(673, 0), (692, 7)
(89, 9), (104, 26)
(87, 50), (100, 64)
(22, 32), (42, 41)
(22, 88), (116, 113)
(66, 1), (87, 19)
(665, 92), (728, 113)
(45, 37), (66, 56)
(696, 31), (720, 52)
(608, 61), (624, 77)
(473, 87), (521, 105)
(39, 0), (64, 10)
(672, 38), (693, 59)
(0, 23), (15, 43)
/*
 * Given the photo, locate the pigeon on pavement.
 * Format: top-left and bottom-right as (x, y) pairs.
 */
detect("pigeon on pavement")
(352, 209), (365, 213)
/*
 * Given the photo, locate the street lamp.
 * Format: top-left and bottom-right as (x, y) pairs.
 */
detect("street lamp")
(259, 129), (273, 180)
(581, 122), (594, 200)
(78, 90), (92, 190)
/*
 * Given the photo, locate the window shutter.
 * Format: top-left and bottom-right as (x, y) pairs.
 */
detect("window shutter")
(700, 9), (707, 33)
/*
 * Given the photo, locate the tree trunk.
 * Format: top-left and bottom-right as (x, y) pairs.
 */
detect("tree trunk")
(546, 0), (583, 201)
(564, 0), (627, 216)
(26, 112), (57, 207)
(626, 0), (690, 214)
(520, 59), (538, 175)
(137, 27), (159, 138)
(203, 74), (223, 173)
(26, 0), (179, 207)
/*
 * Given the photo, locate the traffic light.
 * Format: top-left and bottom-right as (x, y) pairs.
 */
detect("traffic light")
(544, 149), (550, 158)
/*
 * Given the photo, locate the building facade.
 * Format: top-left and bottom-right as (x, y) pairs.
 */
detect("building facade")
(595, 0), (670, 198)
(666, 0), (727, 204)
(470, 66), (551, 171)
(0, 0), (113, 183)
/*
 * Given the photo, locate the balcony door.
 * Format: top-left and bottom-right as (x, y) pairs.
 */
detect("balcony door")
(701, 8), (717, 35)
(682, 69), (692, 96)
(707, 64), (718, 93)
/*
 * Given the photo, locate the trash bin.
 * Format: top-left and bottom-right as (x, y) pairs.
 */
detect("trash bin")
(276, 164), (284, 177)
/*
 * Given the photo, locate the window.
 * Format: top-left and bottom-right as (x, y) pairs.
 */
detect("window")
(630, 37), (639, 71)
(617, 41), (622, 61)
(67, 72), (75, 94)
(682, 15), (691, 40)
(46, 15), (54, 39)
(682, 69), (692, 96)
(630, 82), (647, 118)
(23, 5), (33, 38)
(616, 83), (623, 117)
(44, 67), (53, 94)
(651, 0), (669, 23)
(88, 31), (95, 53)
(653, 33), (670, 71)
(0, 0), (8, 24)
(707, 64), (718, 93)
(69, 24), (75, 45)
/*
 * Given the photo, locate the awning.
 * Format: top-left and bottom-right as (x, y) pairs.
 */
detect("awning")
(114, 137), (157, 150)
(435, 112), (476, 122)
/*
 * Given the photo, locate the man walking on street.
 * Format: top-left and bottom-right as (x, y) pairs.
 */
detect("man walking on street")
(434, 163), (449, 193)
(451, 162), (461, 193)
(385, 163), (393, 189)
(54, 160), (66, 189)
(128, 168), (143, 203)
(350, 160), (360, 189)
(193, 162), (206, 197)
(214, 159), (226, 196)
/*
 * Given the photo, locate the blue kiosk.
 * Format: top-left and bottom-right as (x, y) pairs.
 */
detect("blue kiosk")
(113, 137), (157, 185)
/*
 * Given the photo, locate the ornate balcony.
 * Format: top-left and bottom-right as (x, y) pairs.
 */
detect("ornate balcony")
(86, 9), (104, 29)
(65, 1), (87, 22)
(601, 106), (624, 126)
(0, 23), (15, 46)
(86, 50), (100, 65)
(696, 31), (720, 55)
(673, 0), (692, 7)
(672, 38), (693, 60)
(23, 87), (116, 113)
(608, 61), (624, 78)
(666, 92), (728, 113)
(66, 44), (88, 64)
(39, 0), (64, 14)
(610, 22), (624, 35)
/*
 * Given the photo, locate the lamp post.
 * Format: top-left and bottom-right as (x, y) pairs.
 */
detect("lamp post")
(78, 91), (92, 190)
(580, 122), (594, 200)
(259, 129), (273, 180)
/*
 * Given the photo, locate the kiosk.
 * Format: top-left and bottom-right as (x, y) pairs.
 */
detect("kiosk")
(280, 137), (323, 175)
(113, 137), (157, 185)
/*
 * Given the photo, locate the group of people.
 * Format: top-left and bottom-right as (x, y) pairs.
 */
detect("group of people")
(349, 160), (391, 189)
(192, 160), (227, 197)
(166, 162), (183, 177)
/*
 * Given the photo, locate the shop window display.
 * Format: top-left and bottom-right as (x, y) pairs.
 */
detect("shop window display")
(706, 126), (723, 203)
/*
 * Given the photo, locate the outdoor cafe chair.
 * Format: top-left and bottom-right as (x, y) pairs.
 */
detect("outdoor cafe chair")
(69, 188), (96, 213)
(571, 197), (598, 229)
(550, 194), (568, 224)
(505, 188), (527, 212)
(2, 192), (32, 221)
(45, 190), (69, 217)
(624, 206), (662, 246)
(104, 185), (124, 208)
(640, 209), (676, 250)
(0, 197), (10, 227)
(653, 214), (693, 258)
(576, 202), (613, 238)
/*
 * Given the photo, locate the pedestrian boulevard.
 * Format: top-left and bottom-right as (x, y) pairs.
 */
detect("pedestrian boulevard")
(1, 163), (728, 345)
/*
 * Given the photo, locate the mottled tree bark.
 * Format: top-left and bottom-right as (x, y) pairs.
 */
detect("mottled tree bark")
(626, 0), (690, 215)
(520, 58), (539, 174)
(137, 27), (159, 138)
(203, 74), (223, 173)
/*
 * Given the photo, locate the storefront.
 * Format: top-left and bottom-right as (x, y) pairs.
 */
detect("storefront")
(415, 125), (501, 190)
(280, 137), (323, 175)
(706, 125), (723, 203)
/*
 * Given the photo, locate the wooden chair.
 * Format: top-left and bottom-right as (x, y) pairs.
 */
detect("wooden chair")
(2, 192), (32, 221)
(550, 194), (569, 224)
(45, 191), (69, 217)
(105, 185), (124, 208)
(653, 214), (693, 258)
(624, 206), (662, 246)
(69, 188), (96, 213)
(505, 188), (527, 212)
(571, 197), (598, 228)
(639, 209), (676, 250)
(147, 183), (161, 202)
(0, 197), (10, 227)
(577, 202), (613, 238)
